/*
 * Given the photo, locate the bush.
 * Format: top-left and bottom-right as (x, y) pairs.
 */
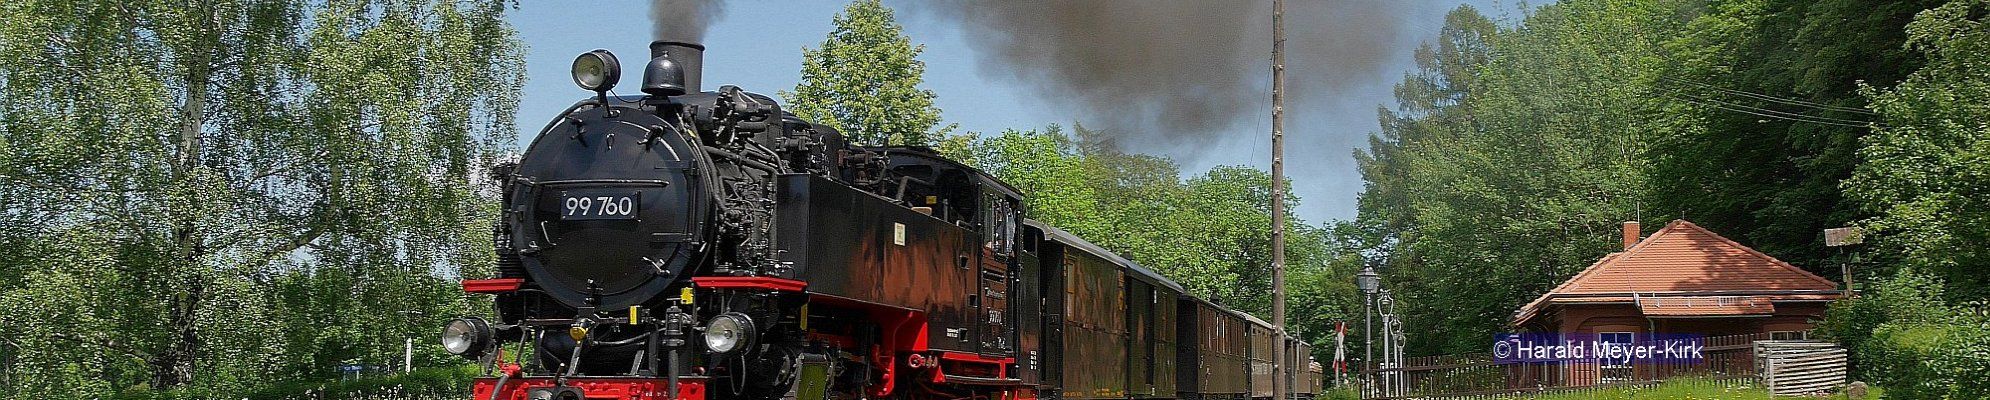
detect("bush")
(1864, 322), (1990, 400)
(1820, 268), (1954, 372)
(110, 366), (479, 400)
(1822, 269), (1990, 399)
(1319, 384), (1361, 400)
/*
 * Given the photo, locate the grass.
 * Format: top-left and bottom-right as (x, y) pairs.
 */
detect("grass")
(1518, 378), (1880, 400)
(1320, 378), (1882, 400)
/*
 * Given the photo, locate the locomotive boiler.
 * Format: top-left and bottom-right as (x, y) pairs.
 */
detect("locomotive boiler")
(442, 40), (1323, 400)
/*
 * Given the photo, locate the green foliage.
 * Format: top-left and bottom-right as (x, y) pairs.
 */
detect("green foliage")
(1822, 3), (1990, 394)
(1821, 268), (1953, 354)
(1647, 0), (1942, 271)
(1356, 0), (1986, 360)
(1843, 0), (1990, 299)
(109, 366), (479, 400)
(1821, 3), (1990, 396)
(1357, 1), (1683, 354)
(0, 0), (521, 396)
(783, 0), (954, 146)
(1823, 270), (1990, 399)
(1320, 385), (1361, 400)
(970, 126), (1105, 234)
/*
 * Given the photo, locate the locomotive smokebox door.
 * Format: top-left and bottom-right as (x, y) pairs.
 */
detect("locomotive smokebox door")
(510, 104), (707, 310)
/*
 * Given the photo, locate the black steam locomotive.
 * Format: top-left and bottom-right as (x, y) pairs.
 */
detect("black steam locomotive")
(444, 40), (1324, 400)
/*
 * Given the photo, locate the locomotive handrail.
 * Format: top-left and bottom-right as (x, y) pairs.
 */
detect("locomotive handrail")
(528, 179), (672, 187)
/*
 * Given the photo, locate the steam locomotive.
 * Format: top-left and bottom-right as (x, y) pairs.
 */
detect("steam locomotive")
(443, 40), (1325, 400)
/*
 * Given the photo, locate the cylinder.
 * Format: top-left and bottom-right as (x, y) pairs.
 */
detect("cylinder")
(650, 41), (704, 93)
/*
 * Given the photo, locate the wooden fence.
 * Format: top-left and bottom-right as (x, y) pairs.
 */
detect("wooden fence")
(1756, 341), (1848, 396)
(1357, 333), (1835, 399)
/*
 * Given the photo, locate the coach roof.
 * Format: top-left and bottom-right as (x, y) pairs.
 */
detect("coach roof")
(1026, 219), (1187, 293)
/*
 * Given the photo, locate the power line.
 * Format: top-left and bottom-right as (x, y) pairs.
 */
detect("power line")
(1667, 92), (1877, 128)
(1661, 77), (1878, 115)
(1622, 28), (1881, 117)
(1678, 90), (1879, 125)
(1662, 91), (1882, 129)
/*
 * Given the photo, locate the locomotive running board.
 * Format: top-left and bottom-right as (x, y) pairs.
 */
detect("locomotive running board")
(690, 276), (807, 292)
(462, 278), (525, 293)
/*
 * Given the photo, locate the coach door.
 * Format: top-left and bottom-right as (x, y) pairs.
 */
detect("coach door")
(1014, 228), (1045, 384)
(1125, 279), (1157, 397)
(1039, 241), (1067, 391)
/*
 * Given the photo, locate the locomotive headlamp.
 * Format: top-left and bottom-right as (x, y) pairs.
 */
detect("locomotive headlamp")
(440, 317), (494, 359)
(703, 312), (756, 354)
(571, 49), (621, 92)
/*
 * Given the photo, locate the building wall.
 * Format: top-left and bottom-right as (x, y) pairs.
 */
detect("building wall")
(1537, 301), (1832, 386)
(1547, 301), (1831, 337)
(1554, 304), (1644, 335)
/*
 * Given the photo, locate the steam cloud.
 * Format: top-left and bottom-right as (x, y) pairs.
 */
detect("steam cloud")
(904, 0), (1443, 155)
(651, 0), (726, 41)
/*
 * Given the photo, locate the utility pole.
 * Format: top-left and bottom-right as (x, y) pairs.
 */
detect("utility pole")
(1270, 0), (1289, 399)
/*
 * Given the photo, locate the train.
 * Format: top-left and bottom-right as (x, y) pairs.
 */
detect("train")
(442, 39), (1324, 400)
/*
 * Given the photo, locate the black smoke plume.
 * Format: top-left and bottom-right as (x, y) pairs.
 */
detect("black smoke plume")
(904, 0), (1443, 154)
(651, 0), (726, 41)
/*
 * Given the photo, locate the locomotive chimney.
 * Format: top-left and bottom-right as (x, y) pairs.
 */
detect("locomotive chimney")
(645, 41), (704, 95)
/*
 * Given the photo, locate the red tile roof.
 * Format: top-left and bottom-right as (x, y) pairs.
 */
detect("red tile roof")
(1513, 220), (1841, 326)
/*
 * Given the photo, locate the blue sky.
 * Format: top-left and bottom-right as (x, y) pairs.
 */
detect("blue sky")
(510, 1), (1522, 223)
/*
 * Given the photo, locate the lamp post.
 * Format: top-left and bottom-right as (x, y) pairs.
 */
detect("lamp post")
(1377, 290), (1404, 397)
(1355, 264), (1380, 395)
(1378, 289), (1396, 397)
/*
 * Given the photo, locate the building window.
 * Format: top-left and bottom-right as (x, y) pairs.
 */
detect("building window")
(1597, 331), (1635, 383)
(1768, 330), (1808, 341)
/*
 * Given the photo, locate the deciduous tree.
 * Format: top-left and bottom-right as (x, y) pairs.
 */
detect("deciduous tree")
(0, 0), (521, 395)
(783, 0), (953, 146)
(1843, 0), (1990, 300)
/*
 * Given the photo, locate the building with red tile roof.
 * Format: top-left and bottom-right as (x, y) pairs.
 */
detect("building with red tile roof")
(1512, 220), (1844, 337)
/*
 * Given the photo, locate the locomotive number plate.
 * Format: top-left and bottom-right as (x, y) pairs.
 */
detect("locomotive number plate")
(560, 190), (639, 220)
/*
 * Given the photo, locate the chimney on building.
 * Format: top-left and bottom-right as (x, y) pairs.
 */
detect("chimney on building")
(1622, 221), (1641, 250)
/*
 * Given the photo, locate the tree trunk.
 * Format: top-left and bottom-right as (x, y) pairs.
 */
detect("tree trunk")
(152, 5), (215, 386)
(150, 276), (204, 388)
